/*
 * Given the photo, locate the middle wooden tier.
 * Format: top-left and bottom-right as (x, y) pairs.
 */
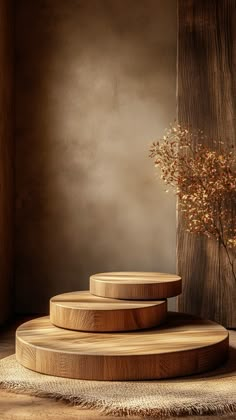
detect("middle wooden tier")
(50, 291), (167, 331)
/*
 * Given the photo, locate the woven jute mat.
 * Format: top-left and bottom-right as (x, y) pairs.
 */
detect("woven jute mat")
(0, 331), (236, 418)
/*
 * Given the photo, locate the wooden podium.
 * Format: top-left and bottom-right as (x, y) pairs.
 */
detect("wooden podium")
(16, 272), (229, 380)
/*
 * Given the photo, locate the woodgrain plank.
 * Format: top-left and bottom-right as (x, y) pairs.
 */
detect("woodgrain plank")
(50, 291), (167, 331)
(90, 272), (182, 299)
(177, 0), (236, 327)
(16, 313), (228, 380)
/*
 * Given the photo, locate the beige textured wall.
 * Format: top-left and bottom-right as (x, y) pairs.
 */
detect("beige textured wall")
(0, 0), (14, 323)
(15, 0), (177, 313)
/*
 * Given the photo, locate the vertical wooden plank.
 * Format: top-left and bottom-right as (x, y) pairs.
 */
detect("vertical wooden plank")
(177, 0), (236, 327)
(0, 0), (14, 324)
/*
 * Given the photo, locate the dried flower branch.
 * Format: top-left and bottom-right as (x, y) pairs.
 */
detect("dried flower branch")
(149, 124), (236, 282)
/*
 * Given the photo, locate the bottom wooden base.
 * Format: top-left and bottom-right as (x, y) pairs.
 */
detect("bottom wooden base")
(16, 312), (229, 381)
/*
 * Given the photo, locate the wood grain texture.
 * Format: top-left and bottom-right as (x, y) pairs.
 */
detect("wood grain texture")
(177, 0), (236, 327)
(50, 291), (167, 332)
(0, 0), (14, 324)
(90, 272), (182, 300)
(16, 312), (228, 381)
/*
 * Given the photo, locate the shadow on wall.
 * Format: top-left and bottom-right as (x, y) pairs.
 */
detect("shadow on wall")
(15, 0), (177, 313)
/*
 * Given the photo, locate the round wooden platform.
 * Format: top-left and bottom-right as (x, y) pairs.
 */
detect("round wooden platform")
(50, 291), (167, 332)
(16, 312), (229, 381)
(90, 272), (182, 299)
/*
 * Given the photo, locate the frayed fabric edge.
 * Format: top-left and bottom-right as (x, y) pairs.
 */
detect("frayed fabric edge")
(0, 380), (236, 418)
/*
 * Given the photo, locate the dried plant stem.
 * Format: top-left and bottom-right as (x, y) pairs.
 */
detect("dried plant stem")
(220, 238), (236, 284)
(218, 210), (236, 284)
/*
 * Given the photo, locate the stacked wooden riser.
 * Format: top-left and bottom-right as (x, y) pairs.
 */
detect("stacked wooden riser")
(50, 291), (167, 332)
(16, 272), (229, 381)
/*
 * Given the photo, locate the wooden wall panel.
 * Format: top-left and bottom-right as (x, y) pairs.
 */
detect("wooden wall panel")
(177, 0), (236, 327)
(0, 0), (14, 324)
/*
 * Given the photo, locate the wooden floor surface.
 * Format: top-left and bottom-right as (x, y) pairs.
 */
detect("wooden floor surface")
(0, 317), (235, 419)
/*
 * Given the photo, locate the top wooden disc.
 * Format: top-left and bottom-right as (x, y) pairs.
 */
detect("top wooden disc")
(90, 272), (182, 299)
(50, 291), (167, 332)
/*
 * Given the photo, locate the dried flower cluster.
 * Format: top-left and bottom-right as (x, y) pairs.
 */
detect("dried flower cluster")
(149, 124), (236, 281)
